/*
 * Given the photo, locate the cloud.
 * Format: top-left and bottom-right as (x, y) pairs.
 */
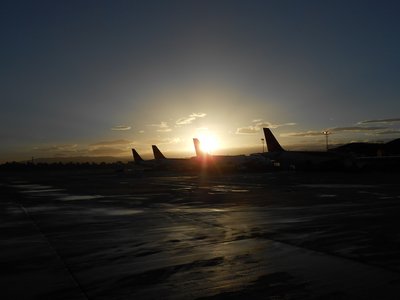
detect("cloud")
(87, 147), (128, 156)
(281, 131), (325, 137)
(111, 125), (131, 131)
(329, 126), (388, 132)
(176, 112), (206, 125)
(176, 116), (196, 125)
(32, 144), (87, 158)
(33, 144), (78, 152)
(156, 121), (172, 132)
(90, 139), (133, 146)
(190, 112), (206, 118)
(236, 126), (260, 134)
(358, 118), (400, 124)
(32, 141), (133, 158)
(282, 126), (389, 137)
(88, 140), (134, 156)
(147, 137), (181, 145)
(148, 121), (172, 132)
(236, 120), (296, 134)
(375, 129), (400, 135)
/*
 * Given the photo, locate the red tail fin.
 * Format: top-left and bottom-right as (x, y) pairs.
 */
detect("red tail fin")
(193, 138), (205, 157)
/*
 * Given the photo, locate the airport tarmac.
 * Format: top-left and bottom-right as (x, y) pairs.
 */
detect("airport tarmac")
(1, 169), (400, 299)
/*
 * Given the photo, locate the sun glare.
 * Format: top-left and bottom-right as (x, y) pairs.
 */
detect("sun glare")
(198, 133), (219, 153)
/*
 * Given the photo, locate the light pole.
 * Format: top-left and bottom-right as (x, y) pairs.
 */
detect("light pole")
(323, 131), (330, 151)
(261, 138), (265, 152)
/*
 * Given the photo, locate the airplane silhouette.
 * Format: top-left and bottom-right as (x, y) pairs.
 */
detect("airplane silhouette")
(131, 149), (145, 163)
(133, 139), (271, 172)
(262, 128), (353, 170)
(193, 138), (270, 171)
(151, 145), (197, 170)
(131, 147), (196, 171)
(131, 148), (158, 169)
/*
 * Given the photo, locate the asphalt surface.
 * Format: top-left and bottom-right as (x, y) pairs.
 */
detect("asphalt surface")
(1, 169), (400, 299)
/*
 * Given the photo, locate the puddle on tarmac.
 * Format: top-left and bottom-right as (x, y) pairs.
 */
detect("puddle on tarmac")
(58, 195), (104, 201)
(10, 183), (68, 198)
(299, 184), (377, 189)
(208, 185), (249, 193)
(26, 206), (59, 212)
(165, 207), (228, 213)
(317, 194), (337, 198)
(20, 189), (65, 193)
(11, 184), (54, 190)
(141, 193), (170, 197)
(89, 208), (145, 216)
(123, 196), (149, 200)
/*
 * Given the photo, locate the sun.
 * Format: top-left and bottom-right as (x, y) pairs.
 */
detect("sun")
(198, 133), (219, 154)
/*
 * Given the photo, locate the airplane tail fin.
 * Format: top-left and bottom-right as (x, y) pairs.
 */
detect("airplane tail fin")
(263, 128), (285, 152)
(132, 149), (144, 163)
(152, 145), (166, 159)
(193, 138), (204, 157)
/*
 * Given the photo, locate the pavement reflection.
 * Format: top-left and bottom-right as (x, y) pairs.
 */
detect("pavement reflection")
(2, 171), (400, 299)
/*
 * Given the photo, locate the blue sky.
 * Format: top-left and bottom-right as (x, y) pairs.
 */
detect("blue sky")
(1, 0), (400, 162)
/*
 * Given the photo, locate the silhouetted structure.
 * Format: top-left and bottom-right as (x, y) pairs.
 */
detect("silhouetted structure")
(332, 138), (400, 157)
(262, 128), (352, 171)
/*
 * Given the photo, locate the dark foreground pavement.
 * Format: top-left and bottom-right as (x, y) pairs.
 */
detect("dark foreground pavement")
(1, 169), (400, 299)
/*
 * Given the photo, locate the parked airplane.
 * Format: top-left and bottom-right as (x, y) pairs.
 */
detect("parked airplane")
(151, 145), (197, 170)
(262, 128), (353, 170)
(193, 138), (271, 171)
(331, 138), (400, 171)
(131, 147), (195, 171)
(133, 138), (271, 173)
(132, 148), (145, 164)
(131, 148), (158, 169)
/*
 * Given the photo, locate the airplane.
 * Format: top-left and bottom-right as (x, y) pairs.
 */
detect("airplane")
(262, 128), (354, 170)
(331, 137), (400, 171)
(131, 148), (157, 169)
(133, 138), (271, 173)
(193, 138), (271, 171)
(132, 147), (195, 171)
(151, 145), (197, 170)
(132, 148), (145, 164)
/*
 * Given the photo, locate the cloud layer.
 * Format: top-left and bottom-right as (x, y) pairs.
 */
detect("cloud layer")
(358, 118), (400, 124)
(236, 120), (296, 134)
(90, 139), (133, 146)
(283, 126), (390, 137)
(176, 113), (206, 125)
(111, 125), (131, 131)
(148, 122), (172, 132)
(33, 144), (78, 152)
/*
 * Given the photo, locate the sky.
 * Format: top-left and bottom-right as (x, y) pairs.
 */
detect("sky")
(1, 0), (400, 162)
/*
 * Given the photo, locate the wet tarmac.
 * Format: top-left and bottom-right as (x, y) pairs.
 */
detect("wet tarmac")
(1, 169), (400, 299)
